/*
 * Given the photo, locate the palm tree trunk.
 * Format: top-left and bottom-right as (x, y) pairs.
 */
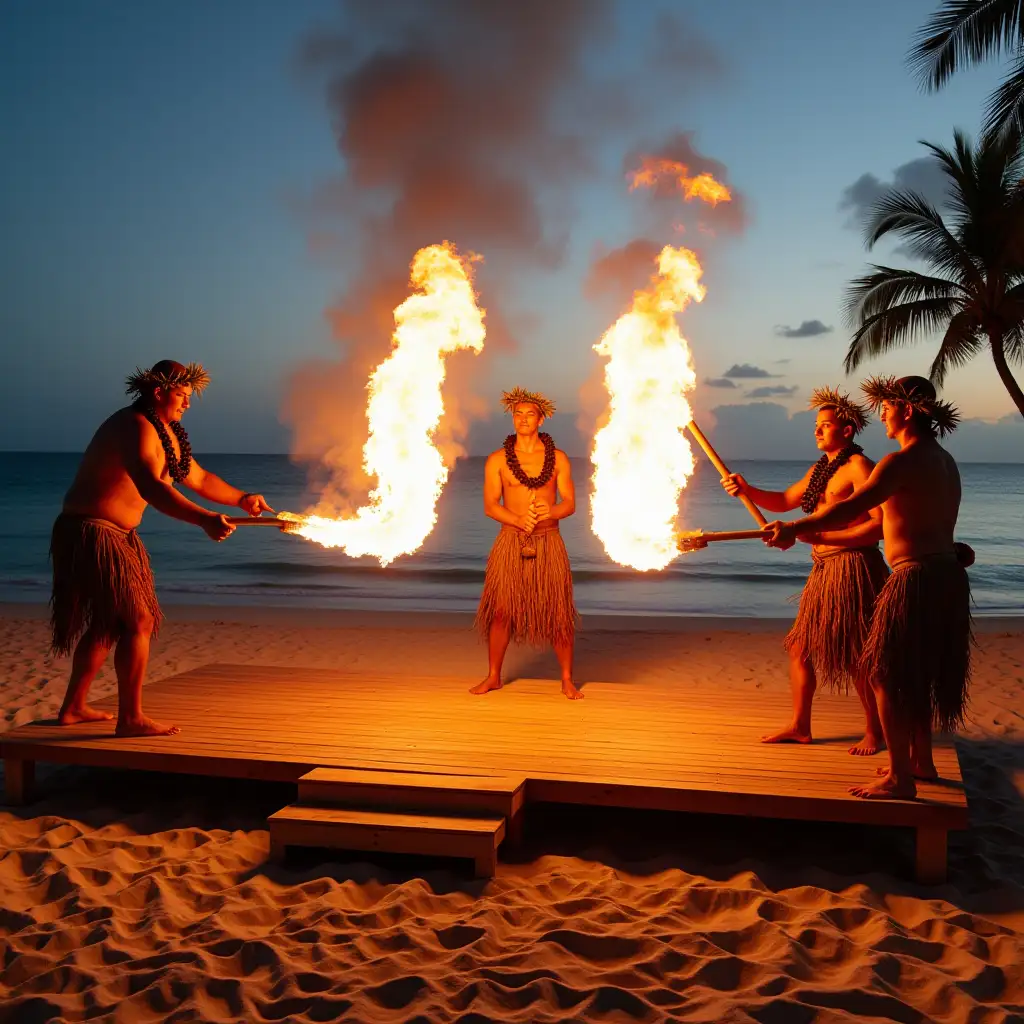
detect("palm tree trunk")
(989, 331), (1024, 420)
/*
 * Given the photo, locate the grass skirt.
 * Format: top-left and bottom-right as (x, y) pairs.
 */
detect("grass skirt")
(474, 525), (578, 648)
(860, 553), (973, 732)
(49, 514), (163, 656)
(784, 546), (890, 692)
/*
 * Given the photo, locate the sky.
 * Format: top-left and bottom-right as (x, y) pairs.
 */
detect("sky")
(1, 0), (1021, 464)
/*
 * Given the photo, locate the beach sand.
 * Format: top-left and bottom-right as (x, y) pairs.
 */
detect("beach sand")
(1, 603), (1023, 1022)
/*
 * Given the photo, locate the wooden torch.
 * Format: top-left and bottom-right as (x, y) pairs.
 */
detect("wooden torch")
(684, 420), (767, 528)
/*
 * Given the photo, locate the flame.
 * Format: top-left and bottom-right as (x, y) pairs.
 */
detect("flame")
(590, 245), (705, 571)
(629, 158), (731, 206)
(287, 242), (485, 564)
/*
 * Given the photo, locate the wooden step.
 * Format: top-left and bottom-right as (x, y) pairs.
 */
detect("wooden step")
(297, 768), (526, 843)
(267, 804), (506, 876)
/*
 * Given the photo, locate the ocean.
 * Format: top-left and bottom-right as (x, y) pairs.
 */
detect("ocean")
(1, 452), (1021, 617)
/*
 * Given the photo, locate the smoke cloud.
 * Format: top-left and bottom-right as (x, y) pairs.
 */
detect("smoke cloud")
(285, 0), (611, 507)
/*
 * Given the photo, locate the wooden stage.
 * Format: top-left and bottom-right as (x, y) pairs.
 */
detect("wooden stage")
(0, 664), (969, 882)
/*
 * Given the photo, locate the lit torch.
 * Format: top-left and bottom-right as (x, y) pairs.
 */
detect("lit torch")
(590, 245), (704, 570)
(284, 242), (485, 565)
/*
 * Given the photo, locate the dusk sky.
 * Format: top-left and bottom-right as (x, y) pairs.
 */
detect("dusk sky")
(2, 0), (1020, 461)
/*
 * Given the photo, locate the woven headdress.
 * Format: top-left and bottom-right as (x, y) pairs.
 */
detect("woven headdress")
(501, 387), (555, 419)
(808, 385), (870, 435)
(860, 375), (960, 437)
(125, 360), (211, 399)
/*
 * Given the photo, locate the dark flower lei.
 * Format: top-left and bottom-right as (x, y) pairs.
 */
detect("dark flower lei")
(137, 402), (193, 483)
(503, 432), (556, 489)
(801, 443), (862, 513)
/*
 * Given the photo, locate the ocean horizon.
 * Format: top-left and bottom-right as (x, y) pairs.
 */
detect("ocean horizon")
(1, 452), (1021, 618)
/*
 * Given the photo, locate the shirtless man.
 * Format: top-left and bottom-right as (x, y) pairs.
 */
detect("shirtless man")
(471, 387), (581, 699)
(765, 376), (971, 800)
(723, 387), (887, 753)
(51, 360), (274, 736)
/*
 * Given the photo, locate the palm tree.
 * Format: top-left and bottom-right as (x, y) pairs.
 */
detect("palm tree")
(910, 0), (1024, 139)
(843, 127), (1024, 420)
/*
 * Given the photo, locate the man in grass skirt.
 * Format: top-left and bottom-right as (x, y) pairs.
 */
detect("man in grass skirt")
(765, 376), (973, 800)
(51, 360), (274, 737)
(471, 387), (582, 699)
(723, 386), (889, 754)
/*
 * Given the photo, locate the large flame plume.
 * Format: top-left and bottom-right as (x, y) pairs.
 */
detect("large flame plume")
(285, 243), (485, 565)
(629, 157), (732, 206)
(590, 246), (706, 570)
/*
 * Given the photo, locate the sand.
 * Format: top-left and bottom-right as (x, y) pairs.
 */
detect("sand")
(1, 603), (1023, 1023)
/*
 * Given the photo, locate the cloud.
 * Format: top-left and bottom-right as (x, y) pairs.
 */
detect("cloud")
(839, 155), (951, 229)
(746, 385), (799, 399)
(704, 377), (738, 389)
(774, 320), (833, 338)
(724, 363), (774, 379)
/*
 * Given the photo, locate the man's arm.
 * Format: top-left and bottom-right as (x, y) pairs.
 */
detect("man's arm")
(185, 458), (275, 516)
(771, 453), (902, 546)
(724, 465), (813, 514)
(546, 451), (575, 521)
(804, 457), (883, 548)
(125, 420), (226, 530)
(483, 453), (533, 530)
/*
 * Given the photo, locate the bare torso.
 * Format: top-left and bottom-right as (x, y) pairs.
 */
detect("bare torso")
(63, 407), (180, 530)
(494, 444), (561, 516)
(878, 438), (960, 563)
(811, 454), (876, 556)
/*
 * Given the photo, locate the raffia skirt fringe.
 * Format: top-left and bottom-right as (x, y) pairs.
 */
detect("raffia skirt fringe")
(49, 514), (163, 657)
(784, 546), (890, 693)
(860, 553), (973, 733)
(474, 525), (578, 648)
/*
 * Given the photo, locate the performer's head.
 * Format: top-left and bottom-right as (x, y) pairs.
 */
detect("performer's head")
(861, 374), (960, 440)
(125, 360), (211, 423)
(807, 386), (869, 454)
(501, 387), (555, 438)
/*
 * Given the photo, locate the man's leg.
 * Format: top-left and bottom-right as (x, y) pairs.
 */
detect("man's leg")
(848, 675), (885, 756)
(113, 612), (178, 736)
(470, 617), (512, 695)
(58, 628), (115, 724)
(879, 720), (937, 780)
(850, 678), (916, 799)
(553, 636), (582, 700)
(762, 647), (815, 743)
(908, 722), (937, 779)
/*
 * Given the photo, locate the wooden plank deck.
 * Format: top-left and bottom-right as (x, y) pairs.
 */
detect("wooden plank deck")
(0, 663), (969, 881)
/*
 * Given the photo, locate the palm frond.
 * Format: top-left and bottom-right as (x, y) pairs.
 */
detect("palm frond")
(843, 266), (964, 329)
(844, 296), (965, 372)
(984, 50), (1024, 135)
(999, 281), (1024, 361)
(928, 310), (985, 384)
(864, 191), (983, 285)
(909, 0), (1024, 91)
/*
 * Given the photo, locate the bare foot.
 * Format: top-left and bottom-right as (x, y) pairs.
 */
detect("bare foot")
(469, 677), (502, 696)
(848, 734), (884, 756)
(761, 726), (811, 744)
(58, 704), (114, 725)
(115, 716), (180, 737)
(561, 679), (584, 700)
(849, 772), (916, 800)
